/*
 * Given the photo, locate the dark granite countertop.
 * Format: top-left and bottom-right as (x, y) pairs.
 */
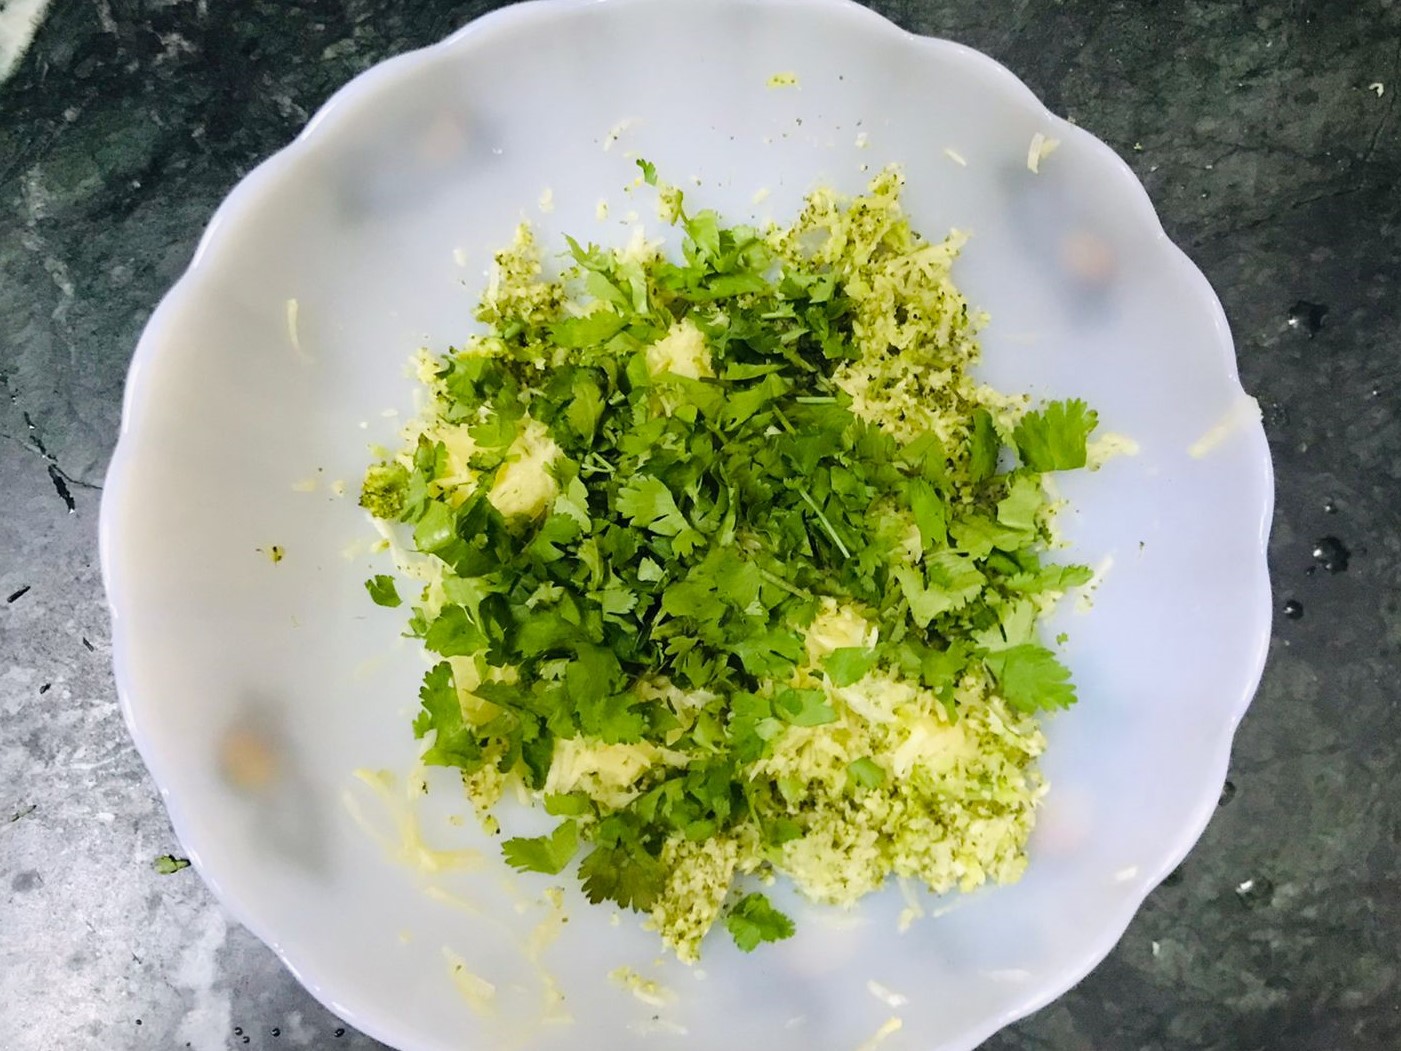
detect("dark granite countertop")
(2, 1), (1398, 1048)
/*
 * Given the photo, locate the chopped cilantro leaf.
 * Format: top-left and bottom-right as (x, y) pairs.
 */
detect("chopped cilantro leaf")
(551, 310), (628, 350)
(413, 661), (484, 769)
(846, 756), (887, 790)
(502, 820), (580, 875)
(893, 554), (985, 627)
(1014, 399), (1099, 471)
(365, 574), (402, 607)
(564, 377), (605, 443)
(731, 629), (804, 678)
(579, 842), (666, 912)
(908, 478), (948, 549)
(1005, 563), (1094, 595)
(617, 475), (691, 537)
(725, 892), (796, 951)
(728, 692), (782, 763)
(685, 211), (722, 260)
(823, 647), (879, 687)
(574, 683), (646, 743)
(772, 687), (837, 726)
(974, 598), (1037, 651)
(544, 792), (593, 817)
(413, 500), (456, 556)
(967, 409), (1000, 483)
(949, 514), (1030, 559)
(996, 474), (1044, 532)
(424, 605), (486, 657)
(983, 643), (1078, 712)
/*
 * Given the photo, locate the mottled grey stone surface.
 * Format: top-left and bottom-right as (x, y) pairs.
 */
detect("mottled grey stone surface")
(1, 1), (1398, 1049)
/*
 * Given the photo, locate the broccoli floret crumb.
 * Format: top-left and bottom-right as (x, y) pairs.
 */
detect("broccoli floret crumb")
(360, 461), (409, 519)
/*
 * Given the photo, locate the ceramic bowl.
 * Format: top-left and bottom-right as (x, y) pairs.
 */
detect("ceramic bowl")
(100, 1), (1273, 1047)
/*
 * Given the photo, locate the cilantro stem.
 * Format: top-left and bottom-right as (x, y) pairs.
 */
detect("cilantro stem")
(771, 408), (797, 436)
(581, 452), (615, 475)
(795, 487), (852, 559)
(757, 567), (812, 600)
(794, 396), (836, 404)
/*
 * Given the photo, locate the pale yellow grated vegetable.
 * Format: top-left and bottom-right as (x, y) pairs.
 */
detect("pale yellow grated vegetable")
(608, 965), (674, 1006)
(443, 947), (496, 1014)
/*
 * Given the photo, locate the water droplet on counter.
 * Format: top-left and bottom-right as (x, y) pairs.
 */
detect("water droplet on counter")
(1323, 498), (1337, 514)
(1281, 599), (1304, 620)
(1287, 300), (1328, 337)
(1235, 876), (1275, 908)
(1312, 536), (1351, 573)
(1263, 401), (1289, 428)
(1218, 779), (1237, 806)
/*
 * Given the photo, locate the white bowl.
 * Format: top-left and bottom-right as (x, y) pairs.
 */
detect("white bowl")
(99, 1), (1273, 1048)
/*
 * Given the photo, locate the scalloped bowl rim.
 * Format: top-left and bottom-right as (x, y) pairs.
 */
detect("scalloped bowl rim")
(99, 1), (1275, 1047)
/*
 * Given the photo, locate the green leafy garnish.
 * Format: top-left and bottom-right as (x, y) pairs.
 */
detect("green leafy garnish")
(983, 644), (1078, 712)
(412, 661), (484, 770)
(846, 756), (887, 789)
(893, 555), (986, 628)
(1013, 399), (1099, 471)
(365, 574), (402, 607)
(824, 647), (879, 687)
(725, 892), (796, 951)
(502, 820), (580, 875)
(579, 841), (667, 912)
(357, 165), (1101, 963)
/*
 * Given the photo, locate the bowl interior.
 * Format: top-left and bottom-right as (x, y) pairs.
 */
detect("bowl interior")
(102, 2), (1273, 1048)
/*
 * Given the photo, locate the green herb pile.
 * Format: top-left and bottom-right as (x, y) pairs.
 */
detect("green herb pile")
(360, 164), (1098, 961)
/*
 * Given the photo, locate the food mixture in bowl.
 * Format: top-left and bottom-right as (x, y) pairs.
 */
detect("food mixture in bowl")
(359, 164), (1100, 962)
